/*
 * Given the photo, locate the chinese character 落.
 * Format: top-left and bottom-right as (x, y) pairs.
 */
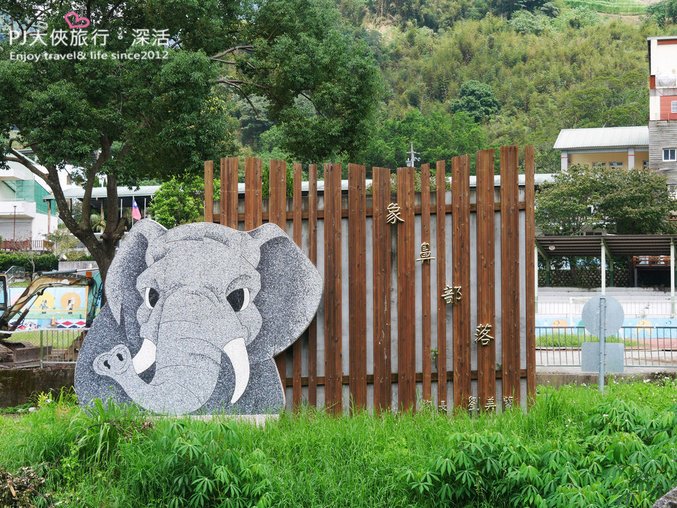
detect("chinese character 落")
(441, 285), (462, 304)
(416, 242), (435, 263)
(475, 324), (493, 346)
(386, 202), (404, 224)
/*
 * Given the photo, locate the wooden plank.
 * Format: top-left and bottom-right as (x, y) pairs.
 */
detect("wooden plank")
(397, 167), (416, 412)
(452, 155), (471, 409)
(268, 160), (288, 386)
(324, 163), (343, 414)
(204, 160), (213, 223)
(500, 146), (521, 406)
(244, 158), (262, 230)
(420, 164), (432, 402)
(348, 163), (367, 410)
(292, 163), (303, 410)
(524, 146), (536, 404)
(435, 160), (448, 409)
(372, 167), (392, 413)
(307, 164), (318, 406)
(220, 158), (227, 226)
(225, 157), (239, 228)
(476, 150), (496, 411)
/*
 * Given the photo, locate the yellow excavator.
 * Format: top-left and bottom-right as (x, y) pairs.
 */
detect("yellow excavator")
(0, 270), (103, 364)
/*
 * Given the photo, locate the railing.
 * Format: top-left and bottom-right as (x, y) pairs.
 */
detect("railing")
(2, 328), (87, 366)
(0, 239), (53, 252)
(536, 326), (677, 368)
(538, 299), (675, 319)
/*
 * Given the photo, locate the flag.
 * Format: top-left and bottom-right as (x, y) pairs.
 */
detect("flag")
(132, 198), (142, 221)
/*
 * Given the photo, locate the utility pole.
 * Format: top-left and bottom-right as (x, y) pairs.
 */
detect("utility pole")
(406, 142), (420, 168)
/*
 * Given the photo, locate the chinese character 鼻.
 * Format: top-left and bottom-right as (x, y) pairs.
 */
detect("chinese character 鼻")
(416, 242), (435, 263)
(484, 396), (496, 412)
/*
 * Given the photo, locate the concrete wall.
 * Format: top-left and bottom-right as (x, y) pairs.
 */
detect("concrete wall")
(0, 365), (74, 407)
(649, 121), (677, 184)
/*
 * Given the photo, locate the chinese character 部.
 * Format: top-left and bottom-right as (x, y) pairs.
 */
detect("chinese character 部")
(441, 285), (462, 304)
(474, 324), (493, 346)
(386, 202), (404, 224)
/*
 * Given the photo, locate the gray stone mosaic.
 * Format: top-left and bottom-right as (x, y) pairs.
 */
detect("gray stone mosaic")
(75, 220), (323, 415)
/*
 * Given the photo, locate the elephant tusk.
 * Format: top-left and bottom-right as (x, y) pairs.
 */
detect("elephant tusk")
(132, 339), (156, 374)
(223, 337), (250, 404)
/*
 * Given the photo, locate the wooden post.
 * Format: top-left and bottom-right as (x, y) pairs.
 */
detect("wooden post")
(436, 160), (448, 410)
(420, 163), (432, 401)
(204, 160), (213, 223)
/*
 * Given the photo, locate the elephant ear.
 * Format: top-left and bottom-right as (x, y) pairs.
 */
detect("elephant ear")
(248, 223), (323, 359)
(106, 219), (166, 326)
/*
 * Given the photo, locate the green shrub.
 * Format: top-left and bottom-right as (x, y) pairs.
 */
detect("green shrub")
(0, 252), (58, 274)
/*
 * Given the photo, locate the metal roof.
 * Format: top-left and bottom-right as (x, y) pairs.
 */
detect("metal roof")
(44, 185), (160, 201)
(537, 234), (676, 257)
(553, 126), (649, 151)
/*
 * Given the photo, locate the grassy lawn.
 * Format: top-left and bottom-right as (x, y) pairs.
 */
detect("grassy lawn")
(4, 329), (83, 349)
(536, 333), (635, 348)
(564, 0), (648, 15)
(0, 378), (675, 507)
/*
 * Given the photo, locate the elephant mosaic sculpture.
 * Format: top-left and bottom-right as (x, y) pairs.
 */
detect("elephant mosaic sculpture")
(75, 220), (323, 415)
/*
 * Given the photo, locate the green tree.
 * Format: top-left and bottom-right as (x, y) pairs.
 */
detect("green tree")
(359, 108), (486, 168)
(0, 0), (380, 281)
(648, 0), (677, 26)
(536, 164), (677, 235)
(148, 177), (206, 229)
(449, 80), (500, 123)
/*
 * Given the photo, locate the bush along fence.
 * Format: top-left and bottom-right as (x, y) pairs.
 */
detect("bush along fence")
(204, 146), (536, 415)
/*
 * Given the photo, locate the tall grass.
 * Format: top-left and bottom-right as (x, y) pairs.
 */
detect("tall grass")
(0, 379), (675, 507)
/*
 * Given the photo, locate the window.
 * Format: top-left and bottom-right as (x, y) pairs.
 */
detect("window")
(663, 148), (677, 161)
(609, 161), (623, 168)
(672, 101), (677, 114)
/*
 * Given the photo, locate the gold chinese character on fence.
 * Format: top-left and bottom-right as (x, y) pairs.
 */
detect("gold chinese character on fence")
(484, 397), (496, 412)
(441, 285), (462, 304)
(416, 242), (435, 263)
(503, 396), (514, 410)
(468, 396), (478, 413)
(475, 324), (493, 346)
(386, 202), (404, 224)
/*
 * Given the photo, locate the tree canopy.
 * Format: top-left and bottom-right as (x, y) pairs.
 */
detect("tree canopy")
(536, 164), (677, 235)
(0, 0), (380, 280)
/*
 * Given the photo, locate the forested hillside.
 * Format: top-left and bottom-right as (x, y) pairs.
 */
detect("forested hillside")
(237, 1), (677, 171)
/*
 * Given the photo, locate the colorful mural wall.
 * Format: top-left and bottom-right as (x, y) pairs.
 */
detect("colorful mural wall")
(9, 287), (89, 330)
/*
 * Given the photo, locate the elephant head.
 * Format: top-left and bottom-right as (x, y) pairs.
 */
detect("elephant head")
(74, 220), (322, 415)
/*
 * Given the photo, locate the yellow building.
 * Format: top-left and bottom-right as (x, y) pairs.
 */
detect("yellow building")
(554, 126), (649, 172)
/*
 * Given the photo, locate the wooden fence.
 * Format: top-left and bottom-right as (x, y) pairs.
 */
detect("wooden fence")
(204, 146), (536, 414)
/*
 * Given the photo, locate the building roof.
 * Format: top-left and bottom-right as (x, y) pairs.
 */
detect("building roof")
(553, 126), (649, 151)
(537, 234), (676, 257)
(44, 185), (161, 201)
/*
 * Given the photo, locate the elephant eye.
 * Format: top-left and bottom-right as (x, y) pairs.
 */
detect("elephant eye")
(227, 288), (250, 312)
(144, 287), (159, 309)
